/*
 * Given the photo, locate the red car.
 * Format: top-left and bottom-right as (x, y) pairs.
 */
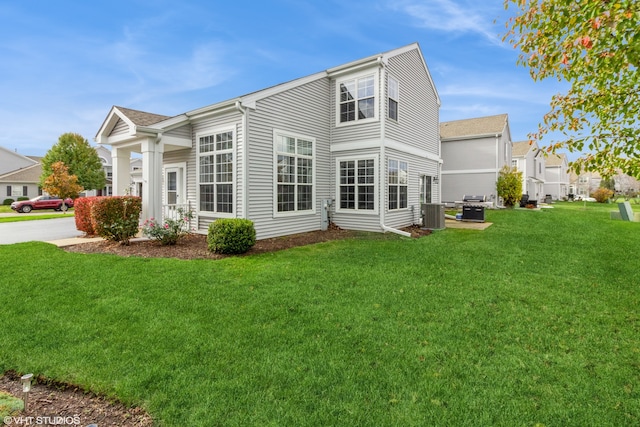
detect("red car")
(10, 195), (74, 213)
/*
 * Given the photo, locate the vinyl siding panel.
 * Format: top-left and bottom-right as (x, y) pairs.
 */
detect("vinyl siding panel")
(384, 148), (440, 228)
(188, 111), (245, 231)
(385, 49), (439, 156)
(441, 172), (497, 204)
(442, 137), (497, 171)
(109, 119), (129, 137)
(246, 78), (331, 240)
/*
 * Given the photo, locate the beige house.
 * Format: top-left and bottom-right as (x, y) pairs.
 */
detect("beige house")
(0, 146), (43, 202)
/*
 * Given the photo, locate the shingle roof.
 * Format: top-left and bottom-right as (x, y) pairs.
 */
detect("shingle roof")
(115, 106), (172, 126)
(512, 141), (535, 157)
(0, 162), (42, 182)
(546, 153), (567, 167)
(440, 114), (508, 139)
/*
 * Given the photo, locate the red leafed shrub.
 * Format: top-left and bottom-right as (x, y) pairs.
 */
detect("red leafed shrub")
(74, 196), (105, 235)
(91, 196), (142, 245)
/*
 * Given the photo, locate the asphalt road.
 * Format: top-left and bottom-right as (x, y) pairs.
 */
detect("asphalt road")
(0, 215), (82, 245)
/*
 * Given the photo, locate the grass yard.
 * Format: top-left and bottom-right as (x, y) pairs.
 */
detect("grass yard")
(0, 202), (638, 426)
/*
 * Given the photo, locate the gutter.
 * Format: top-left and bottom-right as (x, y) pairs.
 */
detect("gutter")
(377, 56), (411, 238)
(235, 100), (249, 219)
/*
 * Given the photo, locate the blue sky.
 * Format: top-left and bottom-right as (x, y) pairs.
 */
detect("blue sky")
(0, 0), (570, 159)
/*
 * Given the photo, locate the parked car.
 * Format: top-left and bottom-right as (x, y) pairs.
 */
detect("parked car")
(10, 196), (74, 213)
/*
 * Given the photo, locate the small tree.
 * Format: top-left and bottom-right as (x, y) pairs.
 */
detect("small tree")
(42, 161), (83, 212)
(41, 133), (106, 191)
(496, 166), (523, 208)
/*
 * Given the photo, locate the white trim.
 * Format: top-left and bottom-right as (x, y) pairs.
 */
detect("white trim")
(335, 69), (380, 128)
(335, 154), (379, 215)
(195, 125), (237, 218)
(272, 128), (317, 218)
(384, 139), (441, 162)
(163, 162), (187, 206)
(441, 168), (497, 175)
(330, 139), (381, 152)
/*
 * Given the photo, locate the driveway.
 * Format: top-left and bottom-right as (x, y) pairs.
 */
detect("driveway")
(0, 215), (83, 245)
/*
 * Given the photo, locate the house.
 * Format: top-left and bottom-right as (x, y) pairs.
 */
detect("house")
(544, 153), (570, 200)
(512, 141), (546, 203)
(95, 43), (442, 239)
(84, 145), (143, 198)
(570, 170), (602, 198)
(0, 146), (43, 202)
(440, 114), (512, 207)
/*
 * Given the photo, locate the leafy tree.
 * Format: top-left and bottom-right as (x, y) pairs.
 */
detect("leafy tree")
(41, 133), (106, 191)
(496, 165), (523, 207)
(503, 0), (640, 178)
(600, 177), (616, 191)
(42, 161), (84, 211)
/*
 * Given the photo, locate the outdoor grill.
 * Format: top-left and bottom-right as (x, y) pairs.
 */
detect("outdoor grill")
(461, 195), (486, 222)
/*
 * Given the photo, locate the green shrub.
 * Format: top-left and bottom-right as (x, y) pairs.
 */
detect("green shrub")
(141, 208), (194, 245)
(592, 187), (614, 203)
(496, 165), (523, 207)
(91, 196), (142, 245)
(2, 198), (14, 206)
(208, 219), (256, 254)
(17, 197), (29, 201)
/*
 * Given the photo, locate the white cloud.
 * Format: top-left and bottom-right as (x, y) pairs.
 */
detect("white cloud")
(389, 0), (504, 45)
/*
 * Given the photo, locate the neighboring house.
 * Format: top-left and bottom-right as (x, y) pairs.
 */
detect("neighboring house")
(0, 146), (42, 202)
(440, 114), (512, 206)
(95, 43), (442, 239)
(570, 170), (602, 197)
(544, 153), (570, 200)
(512, 141), (546, 202)
(84, 145), (143, 197)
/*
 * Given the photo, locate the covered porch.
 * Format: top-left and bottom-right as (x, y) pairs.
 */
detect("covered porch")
(94, 106), (192, 222)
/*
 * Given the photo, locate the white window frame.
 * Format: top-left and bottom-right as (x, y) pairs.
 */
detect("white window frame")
(388, 158), (408, 211)
(335, 154), (379, 214)
(272, 129), (316, 217)
(388, 76), (399, 121)
(196, 127), (236, 218)
(335, 70), (379, 127)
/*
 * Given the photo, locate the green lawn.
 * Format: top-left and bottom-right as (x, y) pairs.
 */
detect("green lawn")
(1, 202), (638, 426)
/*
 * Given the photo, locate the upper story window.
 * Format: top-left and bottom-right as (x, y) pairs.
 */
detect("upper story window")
(198, 129), (234, 214)
(338, 74), (376, 124)
(274, 131), (315, 215)
(388, 76), (399, 121)
(511, 159), (518, 168)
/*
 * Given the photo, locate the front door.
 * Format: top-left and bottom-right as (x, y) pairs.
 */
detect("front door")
(165, 165), (185, 206)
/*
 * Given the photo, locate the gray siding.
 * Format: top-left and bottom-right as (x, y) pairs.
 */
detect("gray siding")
(187, 111), (244, 231)
(441, 172), (497, 203)
(109, 119), (129, 137)
(246, 78), (331, 240)
(442, 137), (497, 171)
(385, 49), (439, 155)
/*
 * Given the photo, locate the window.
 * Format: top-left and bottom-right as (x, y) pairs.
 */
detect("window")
(198, 130), (234, 214)
(274, 132), (315, 214)
(388, 159), (408, 210)
(22, 186), (27, 197)
(338, 157), (376, 211)
(388, 76), (399, 121)
(338, 74), (376, 123)
(6, 186), (10, 197)
(511, 159), (518, 168)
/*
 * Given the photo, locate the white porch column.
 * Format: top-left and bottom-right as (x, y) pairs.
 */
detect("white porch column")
(141, 137), (164, 221)
(111, 147), (132, 196)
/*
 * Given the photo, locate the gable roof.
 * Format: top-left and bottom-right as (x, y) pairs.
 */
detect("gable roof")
(546, 153), (568, 167)
(0, 162), (42, 183)
(440, 114), (508, 140)
(512, 140), (537, 157)
(114, 106), (172, 126)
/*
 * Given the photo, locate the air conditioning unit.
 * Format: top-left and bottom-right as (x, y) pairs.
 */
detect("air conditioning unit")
(421, 203), (445, 230)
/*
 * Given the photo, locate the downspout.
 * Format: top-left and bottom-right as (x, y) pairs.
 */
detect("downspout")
(377, 56), (411, 238)
(235, 101), (248, 219)
(495, 133), (500, 208)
